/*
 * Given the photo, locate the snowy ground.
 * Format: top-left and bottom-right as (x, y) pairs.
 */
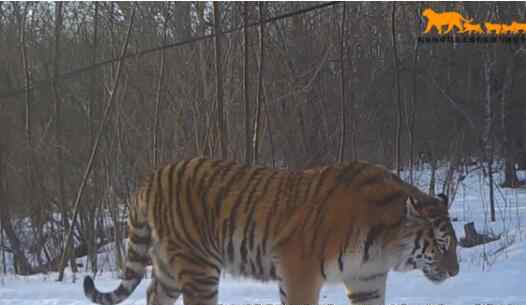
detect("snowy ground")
(1, 165), (525, 305)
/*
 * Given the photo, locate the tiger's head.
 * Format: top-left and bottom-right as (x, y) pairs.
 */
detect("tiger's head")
(394, 193), (459, 284)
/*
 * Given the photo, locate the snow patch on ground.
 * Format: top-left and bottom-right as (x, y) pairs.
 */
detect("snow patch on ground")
(1, 165), (525, 304)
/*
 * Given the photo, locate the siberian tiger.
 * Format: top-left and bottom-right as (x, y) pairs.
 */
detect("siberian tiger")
(84, 157), (459, 305)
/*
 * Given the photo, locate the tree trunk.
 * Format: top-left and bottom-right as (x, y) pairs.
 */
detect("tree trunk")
(0, 144), (32, 275)
(153, 3), (169, 166)
(57, 5), (136, 282)
(214, 2), (227, 159)
(0, 211), (33, 275)
(86, 1), (99, 275)
(459, 222), (500, 248)
(483, 60), (496, 222)
(252, 3), (264, 165)
(337, 2), (347, 163)
(500, 54), (519, 188)
(391, 3), (402, 175)
(243, 2), (251, 165)
(408, 5), (421, 184)
(52, 2), (75, 274)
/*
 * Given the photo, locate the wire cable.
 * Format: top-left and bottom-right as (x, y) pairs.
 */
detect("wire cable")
(0, 2), (339, 100)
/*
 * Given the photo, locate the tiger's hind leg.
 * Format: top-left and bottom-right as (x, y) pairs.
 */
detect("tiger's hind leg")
(178, 268), (220, 305)
(173, 253), (221, 305)
(344, 272), (387, 305)
(148, 243), (181, 305)
(146, 272), (181, 305)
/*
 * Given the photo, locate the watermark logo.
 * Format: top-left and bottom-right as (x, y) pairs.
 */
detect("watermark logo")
(419, 8), (526, 43)
(422, 8), (473, 35)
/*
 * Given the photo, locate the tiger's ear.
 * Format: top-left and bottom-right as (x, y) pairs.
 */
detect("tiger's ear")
(437, 193), (449, 210)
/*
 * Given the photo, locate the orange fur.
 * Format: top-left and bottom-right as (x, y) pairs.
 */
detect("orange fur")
(84, 157), (458, 305)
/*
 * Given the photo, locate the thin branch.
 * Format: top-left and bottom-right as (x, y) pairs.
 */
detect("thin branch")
(0, 2), (338, 100)
(56, 5), (136, 282)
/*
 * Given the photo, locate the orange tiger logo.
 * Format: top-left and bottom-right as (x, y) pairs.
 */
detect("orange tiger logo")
(83, 158), (459, 305)
(423, 8), (473, 34)
(459, 22), (484, 34)
(501, 22), (526, 34)
(485, 22), (503, 34)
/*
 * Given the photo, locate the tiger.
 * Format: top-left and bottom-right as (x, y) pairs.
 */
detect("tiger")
(84, 157), (459, 305)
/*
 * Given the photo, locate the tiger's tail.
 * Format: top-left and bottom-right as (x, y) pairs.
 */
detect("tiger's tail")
(84, 193), (151, 305)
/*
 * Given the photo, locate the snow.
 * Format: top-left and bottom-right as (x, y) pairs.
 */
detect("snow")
(1, 165), (525, 305)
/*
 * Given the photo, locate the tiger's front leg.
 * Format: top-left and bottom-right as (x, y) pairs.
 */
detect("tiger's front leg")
(276, 245), (323, 304)
(344, 272), (387, 305)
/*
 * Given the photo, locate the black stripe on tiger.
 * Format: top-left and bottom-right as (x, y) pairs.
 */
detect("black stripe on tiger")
(226, 167), (264, 263)
(182, 159), (207, 239)
(246, 171), (277, 251)
(363, 225), (384, 263)
(308, 182), (341, 254)
(318, 228), (332, 279)
(338, 224), (355, 272)
(262, 172), (286, 251)
(411, 230), (423, 255)
(171, 161), (212, 260)
(201, 161), (237, 253)
(211, 163), (250, 247)
(173, 251), (221, 275)
(184, 160), (222, 263)
(183, 281), (218, 300)
(358, 272), (387, 282)
(153, 169), (165, 239)
(348, 290), (380, 303)
(239, 170), (267, 271)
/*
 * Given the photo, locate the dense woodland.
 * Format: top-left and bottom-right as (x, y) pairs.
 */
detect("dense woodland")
(0, 2), (525, 276)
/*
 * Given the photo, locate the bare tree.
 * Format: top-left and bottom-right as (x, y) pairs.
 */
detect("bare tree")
(243, 2), (251, 165)
(252, 2), (264, 165)
(337, 2), (347, 163)
(85, 1), (100, 275)
(391, 3), (402, 175)
(483, 58), (496, 222)
(57, 5), (136, 281)
(214, 2), (227, 159)
(153, 3), (169, 166)
(407, 4), (421, 183)
(52, 2), (75, 273)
